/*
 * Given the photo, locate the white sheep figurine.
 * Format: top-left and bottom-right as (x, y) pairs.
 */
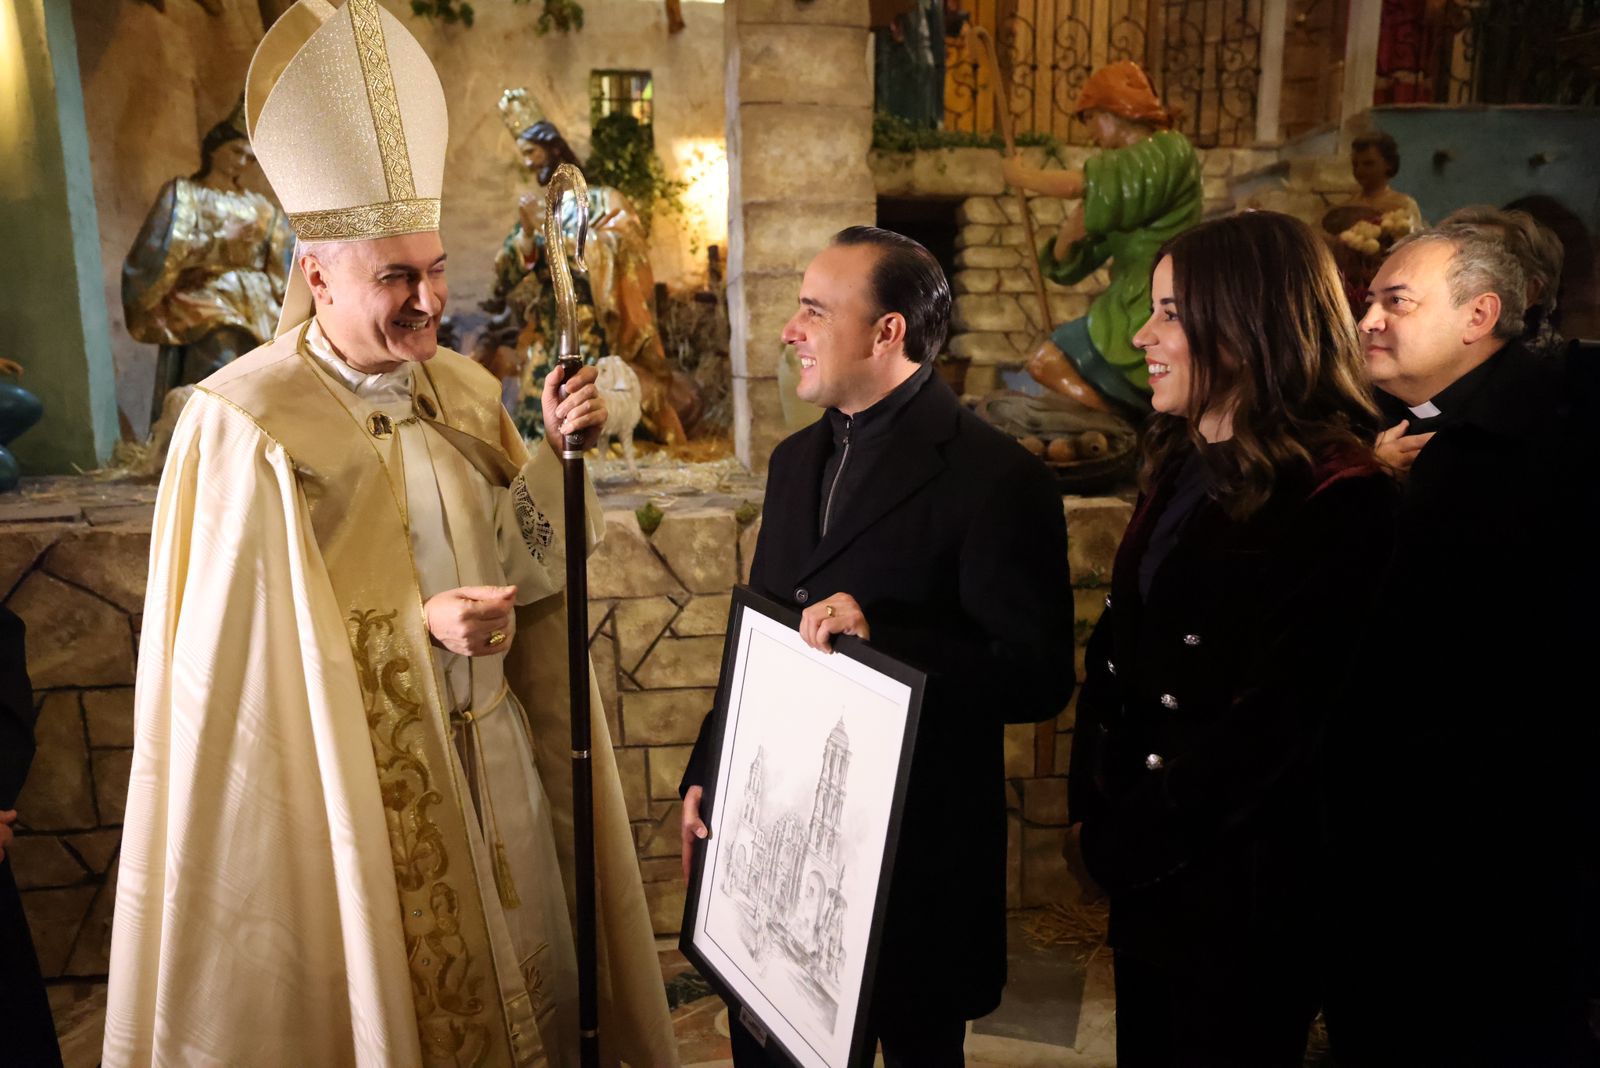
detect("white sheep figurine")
(594, 354), (642, 476)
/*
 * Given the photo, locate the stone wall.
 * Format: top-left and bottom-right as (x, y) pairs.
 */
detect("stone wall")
(0, 480), (1130, 988)
(723, 0), (874, 471)
(871, 144), (1279, 391)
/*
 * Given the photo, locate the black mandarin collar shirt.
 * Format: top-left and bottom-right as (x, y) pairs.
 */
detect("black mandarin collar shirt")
(818, 360), (936, 538)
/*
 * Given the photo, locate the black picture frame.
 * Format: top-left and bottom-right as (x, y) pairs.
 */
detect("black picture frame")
(679, 585), (926, 1068)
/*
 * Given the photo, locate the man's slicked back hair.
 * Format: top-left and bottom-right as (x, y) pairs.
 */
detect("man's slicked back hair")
(831, 226), (952, 365)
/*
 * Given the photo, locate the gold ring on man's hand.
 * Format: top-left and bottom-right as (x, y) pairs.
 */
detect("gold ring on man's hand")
(488, 630), (506, 647)
(825, 604), (835, 618)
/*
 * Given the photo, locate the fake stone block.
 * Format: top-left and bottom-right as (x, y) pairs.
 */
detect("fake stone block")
(43, 529), (151, 614)
(637, 800), (685, 859)
(649, 745), (695, 800)
(614, 597), (680, 674)
(1004, 722), (1036, 779)
(1023, 776), (1070, 826)
(1020, 824), (1070, 907)
(16, 694), (95, 831)
(588, 512), (684, 600)
(64, 830), (120, 875)
(645, 876), (687, 937)
(0, 525), (66, 599)
(735, 25), (871, 109)
(956, 245), (1022, 270)
(737, 104), (875, 204)
(947, 332), (1018, 364)
(634, 635), (724, 689)
(620, 689), (717, 747)
(83, 688), (134, 749)
(91, 749), (132, 826)
(652, 510), (738, 594)
(1064, 496), (1134, 587)
(739, 201), (874, 277)
(614, 747), (651, 823)
(65, 860), (118, 976)
(7, 571), (133, 689)
(8, 835), (88, 890)
(958, 223), (997, 249)
(954, 294), (1028, 334)
(673, 594), (732, 637)
(730, 274), (803, 377)
(953, 268), (999, 295)
(958, 197), (1007, 226)
(20, 885), (97, 977)
(738, 516), (761, 584)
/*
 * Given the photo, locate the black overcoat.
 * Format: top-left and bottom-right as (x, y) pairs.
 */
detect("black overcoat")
(1324, 341), (1599, 1063)
(684, 373), (1076, 1020)
(1071, 450), (1397, 982)
(0, 605), (62, 1066)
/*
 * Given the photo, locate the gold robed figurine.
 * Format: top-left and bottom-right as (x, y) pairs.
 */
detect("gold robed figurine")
(485, 90), (694, 444)
(122, 101), (293, 424)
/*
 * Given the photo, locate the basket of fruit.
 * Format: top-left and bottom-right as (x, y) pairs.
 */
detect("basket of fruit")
(977, 390), (1139, 495)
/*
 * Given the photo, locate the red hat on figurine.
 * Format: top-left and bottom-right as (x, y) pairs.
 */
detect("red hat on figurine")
(1071, 61), (1173, 128)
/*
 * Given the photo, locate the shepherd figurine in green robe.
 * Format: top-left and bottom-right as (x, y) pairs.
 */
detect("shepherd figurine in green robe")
(1002, 61), (1201, 415)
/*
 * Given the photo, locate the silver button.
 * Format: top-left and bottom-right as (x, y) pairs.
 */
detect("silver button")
(1145, 753), (1164, 770)
(1182, 634), (1201, 646)
(1159, 693), (1179, 710)
(1106, 660), (1115, 676)
(794, 587), (809, 604)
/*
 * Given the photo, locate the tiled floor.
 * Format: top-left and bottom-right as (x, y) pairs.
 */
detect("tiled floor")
(51, 911), (1113, 1067)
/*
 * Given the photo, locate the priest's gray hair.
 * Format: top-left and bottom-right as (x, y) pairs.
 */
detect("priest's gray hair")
(1391, 223), (1528, 340)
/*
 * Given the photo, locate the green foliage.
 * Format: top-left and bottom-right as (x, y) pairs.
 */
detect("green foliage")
(635, 501), (664, 536)
(411, 0), (475, 25)
(410, 0), (585, 34)
(585, 112), (686, 234)
(871, 112), (1066, 157)
(525, 0), (584, 35)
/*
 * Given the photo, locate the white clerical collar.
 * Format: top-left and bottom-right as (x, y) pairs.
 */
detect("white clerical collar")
(305, 318), (414, 402)
(1408, 400), (1443, 419)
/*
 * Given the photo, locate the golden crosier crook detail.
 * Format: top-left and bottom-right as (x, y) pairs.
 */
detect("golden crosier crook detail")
(543, 162), (590, 360)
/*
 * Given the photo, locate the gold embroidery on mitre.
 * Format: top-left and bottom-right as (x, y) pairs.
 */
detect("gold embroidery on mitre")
(288, 197), (440, 242)
(348, 0), (415, 201)
(350, 608), (495, 1067)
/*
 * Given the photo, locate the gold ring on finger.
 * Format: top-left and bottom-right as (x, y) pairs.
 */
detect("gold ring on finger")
(488, 630), (506, 647)
(825, 604), (835, 618)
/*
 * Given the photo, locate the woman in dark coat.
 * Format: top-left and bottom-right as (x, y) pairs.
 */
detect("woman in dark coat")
(1067, 211), (1396, 1066)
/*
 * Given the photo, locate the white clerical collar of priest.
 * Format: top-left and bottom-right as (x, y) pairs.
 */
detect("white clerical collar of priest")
(305, 318), (415, 401)
(1408, 400), (1442, 419)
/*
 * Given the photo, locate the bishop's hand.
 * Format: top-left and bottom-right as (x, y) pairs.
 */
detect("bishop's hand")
(426, 585), (516, 656)
(541, 361), (608, 454)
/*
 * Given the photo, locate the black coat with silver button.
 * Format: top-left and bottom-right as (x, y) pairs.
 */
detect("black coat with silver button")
(1069, 449), (1396, 978)
(683, 372), (1076, 1020)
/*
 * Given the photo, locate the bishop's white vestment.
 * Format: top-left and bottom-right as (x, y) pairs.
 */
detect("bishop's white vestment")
(103, 321), (678, 1067)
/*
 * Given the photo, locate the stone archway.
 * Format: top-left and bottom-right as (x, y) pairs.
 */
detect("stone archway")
(723, 0), (875, 470)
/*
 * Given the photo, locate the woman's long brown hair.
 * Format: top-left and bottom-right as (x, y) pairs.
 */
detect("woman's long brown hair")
(1139, 210), (1381, 518)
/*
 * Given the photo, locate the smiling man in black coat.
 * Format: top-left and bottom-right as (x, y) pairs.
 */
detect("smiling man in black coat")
(1325, 222), (1599, 1065)
(679, 226), (1075, 1065)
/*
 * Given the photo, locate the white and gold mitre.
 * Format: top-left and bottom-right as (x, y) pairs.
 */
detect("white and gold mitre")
(246, 0), (447, 244)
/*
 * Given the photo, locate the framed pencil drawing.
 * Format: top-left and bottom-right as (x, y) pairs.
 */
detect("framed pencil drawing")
(680, 586), (926, 1068)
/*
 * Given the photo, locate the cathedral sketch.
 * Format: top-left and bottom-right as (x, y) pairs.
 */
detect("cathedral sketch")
(718, 719), (853, 1030)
